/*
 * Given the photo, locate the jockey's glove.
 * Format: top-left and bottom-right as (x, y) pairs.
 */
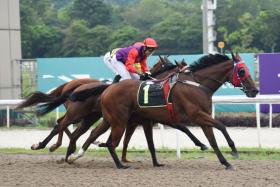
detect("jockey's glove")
(140, 72), (151, 81)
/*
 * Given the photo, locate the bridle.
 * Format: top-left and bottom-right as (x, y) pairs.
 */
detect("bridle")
(230, 60), (251, 94)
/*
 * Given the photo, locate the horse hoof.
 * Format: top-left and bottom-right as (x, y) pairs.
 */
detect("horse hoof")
(231, 152), (240, 159)
(118, 165), (130, 169)
(121, 159), (132, 163)
(98, 143), (107, 147)
(200, 145), (208, 151)
(92, 141), (101, 145)
(49, 144), (59, 152)
(226, 165), (236, 171)
(31, 144), (39, 150)
(67, 155), (78, 164)
(154, 163), (165, 167)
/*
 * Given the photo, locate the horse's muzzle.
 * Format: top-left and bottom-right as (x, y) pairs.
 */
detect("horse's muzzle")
(245, 89), (259, 98)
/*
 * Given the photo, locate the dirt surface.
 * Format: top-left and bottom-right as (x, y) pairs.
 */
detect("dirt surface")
(0, 154), (279, 187)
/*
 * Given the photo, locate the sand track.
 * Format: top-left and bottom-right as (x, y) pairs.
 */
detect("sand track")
(0, 153), (279, 187)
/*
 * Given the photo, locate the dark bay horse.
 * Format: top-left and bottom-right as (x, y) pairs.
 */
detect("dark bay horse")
(19, 56), (207, 166)
(77, 53), (258, 170)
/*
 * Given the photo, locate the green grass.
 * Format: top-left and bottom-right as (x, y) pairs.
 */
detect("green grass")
(1, 147), (280, 160)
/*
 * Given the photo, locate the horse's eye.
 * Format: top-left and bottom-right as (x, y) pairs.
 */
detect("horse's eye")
(238, 68), (246, 77)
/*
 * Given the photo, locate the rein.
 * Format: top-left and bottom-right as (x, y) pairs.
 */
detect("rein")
(176, 70), (218, 93)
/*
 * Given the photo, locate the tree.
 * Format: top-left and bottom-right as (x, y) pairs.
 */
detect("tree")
(70, 0), (112, 27)
(108, 26), (140, 50)
(253, 10), (280, 52)
(61, 20), (112, 56)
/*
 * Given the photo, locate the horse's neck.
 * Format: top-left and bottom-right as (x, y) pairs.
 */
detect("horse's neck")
(150, 63), (162, 74)
(189, 61), (233, 93)
(155, 67), (178, 79)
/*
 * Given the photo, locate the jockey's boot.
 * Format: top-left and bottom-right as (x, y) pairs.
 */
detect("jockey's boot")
(112, 75), (121, 83)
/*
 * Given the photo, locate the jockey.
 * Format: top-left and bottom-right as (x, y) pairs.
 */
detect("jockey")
(103, 37), (158, 83)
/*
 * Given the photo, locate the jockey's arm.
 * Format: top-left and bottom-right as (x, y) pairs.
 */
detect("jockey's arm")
(140, 58), (149, 73)
(125, 49), (138, 73)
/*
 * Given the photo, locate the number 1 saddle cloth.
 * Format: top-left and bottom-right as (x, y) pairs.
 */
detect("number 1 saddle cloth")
(137, 75), (177, 108)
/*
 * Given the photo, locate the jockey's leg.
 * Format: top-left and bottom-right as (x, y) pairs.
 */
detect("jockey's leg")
(111, 59), (132, 80)
(104, 52), (122, 83)
(103, 52), (118, 74)
(130, 72), (140, 80)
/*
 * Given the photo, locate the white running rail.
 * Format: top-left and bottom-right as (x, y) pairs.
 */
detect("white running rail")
(1, 94), (280, 155)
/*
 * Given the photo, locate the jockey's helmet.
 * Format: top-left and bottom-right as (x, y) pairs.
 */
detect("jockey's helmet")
(143, 38), (158, 48)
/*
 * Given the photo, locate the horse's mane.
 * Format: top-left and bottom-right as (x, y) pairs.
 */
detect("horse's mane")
(189, 54), (230, 72)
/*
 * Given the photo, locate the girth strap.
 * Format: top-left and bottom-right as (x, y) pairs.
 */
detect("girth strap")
(163, 80), (176, 123)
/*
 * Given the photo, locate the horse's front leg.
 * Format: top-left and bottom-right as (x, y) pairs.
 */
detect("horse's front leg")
(170, 123), (208, 151)
(193, 112), (235, 170)
(213, 120), (239, 158)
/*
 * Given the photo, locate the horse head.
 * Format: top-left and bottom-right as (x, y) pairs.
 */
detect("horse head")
(229, 52), (259, 98)
(150, 55), (177, 77)
(187, 53), (258, 98)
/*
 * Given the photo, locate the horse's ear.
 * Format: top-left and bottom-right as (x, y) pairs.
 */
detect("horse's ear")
(236, 52), (241, 61)
(182, 59), (188, 66)
(230, 50), (236, 62)
(159, 55), (164, 62)
(174, 60), (179, 66)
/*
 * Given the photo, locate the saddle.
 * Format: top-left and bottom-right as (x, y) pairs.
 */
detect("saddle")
(137, 74), (177, 108)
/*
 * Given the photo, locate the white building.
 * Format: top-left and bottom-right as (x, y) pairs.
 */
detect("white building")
(0, 0), (21, 99)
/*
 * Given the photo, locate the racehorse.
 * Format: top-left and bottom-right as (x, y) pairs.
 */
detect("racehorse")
(73, 52), (258, 170)
(18, 56), (208, 166)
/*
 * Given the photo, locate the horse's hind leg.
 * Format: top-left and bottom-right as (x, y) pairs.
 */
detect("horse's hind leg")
(142, 122), (164, 167)
(121, 123), (138, 163)
(49, 116), (69, 152)
(171, 123), (208, 150)
(49, 131), (64, 152)
(64, 128), (72, 138)
(67, 120), (110, 163)
(65, 114), (101, 162)
(49, 124), (72, 152)
(31, 114), (74, 150)
(107, 124), (128, 169)
(31, 115), (65, 150)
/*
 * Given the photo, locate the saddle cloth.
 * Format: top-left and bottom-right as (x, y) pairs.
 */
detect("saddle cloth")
(137, 75), (177, 108)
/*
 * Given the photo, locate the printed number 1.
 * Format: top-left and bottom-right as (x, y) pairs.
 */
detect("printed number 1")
(143, 85), (150, 104)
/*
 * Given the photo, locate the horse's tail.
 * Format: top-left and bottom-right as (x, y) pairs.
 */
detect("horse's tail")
(48, 83), (67, 97)
(16, 91), (55, 109)
(36, 86), (78, 116)
(16, 83), (68, 109)
(69, 84), (110, 102)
